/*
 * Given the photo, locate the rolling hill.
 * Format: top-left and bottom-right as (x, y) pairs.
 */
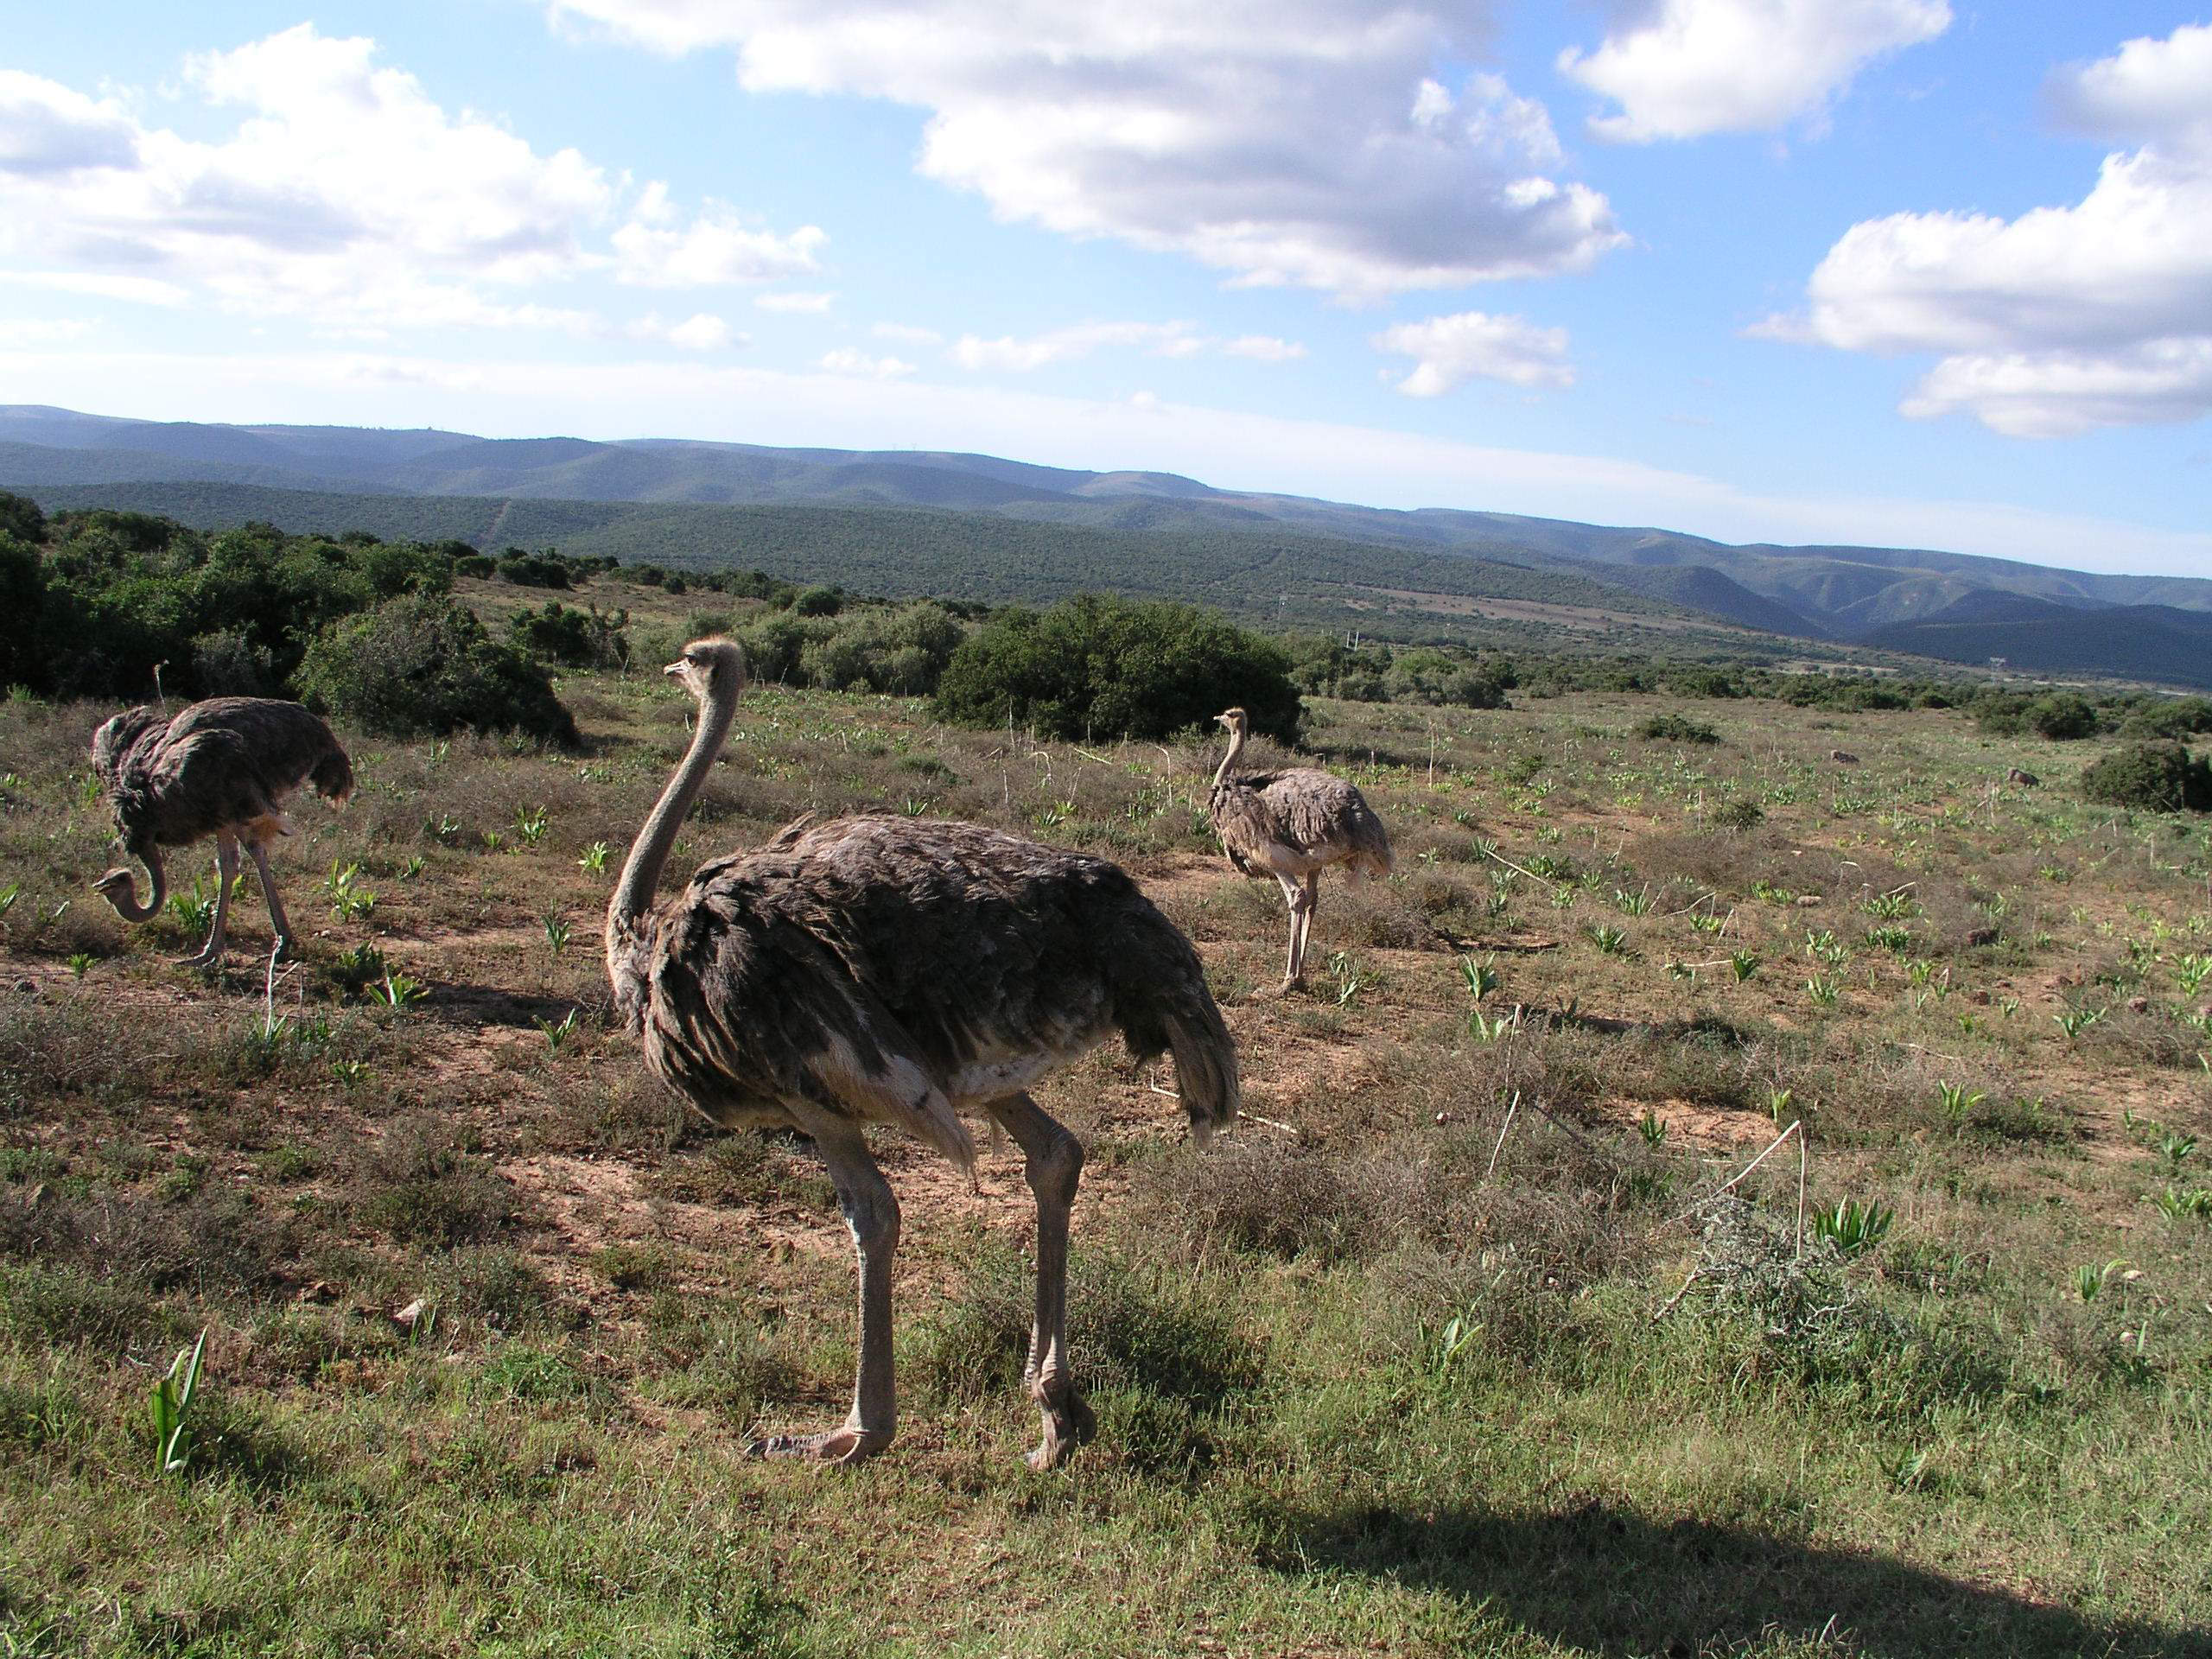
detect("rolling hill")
(6, 404), (2209, 685)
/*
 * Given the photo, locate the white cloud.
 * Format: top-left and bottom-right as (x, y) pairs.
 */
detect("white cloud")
(0, 318), (92, 346)
(819, 347), (915, 378)
(612, 183), (824, 285)
(0, 27), (821, 335)
(1373, 311), (1573, 395)
(950, 320), (1313, 372)
(12, 342), (2209, 575)
(755, 290), (835, 312)
(0, 270), (188, 307)
(631, 311), (742, 350)
(1223, 336), (1306, 362)
(543, 2), (1624, 300)
(1559, 0), (1950, 142)
(950, 321), (1200, 372)
(1772, 23), (2212, 435)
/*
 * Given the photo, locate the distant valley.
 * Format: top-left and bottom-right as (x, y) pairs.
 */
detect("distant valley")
(7, 404), (2210, 688)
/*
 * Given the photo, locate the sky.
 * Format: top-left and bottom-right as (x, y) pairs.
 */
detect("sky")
(3, 3), (2210, 576)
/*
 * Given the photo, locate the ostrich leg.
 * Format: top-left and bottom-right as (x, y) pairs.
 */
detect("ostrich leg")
(242, 835), (296, 960)
(1277, 874), (1314, 988)
(1296, 873), (1320, 986)
(747, 1122), (899, 1465)
(178, 833), (239, 969)
(987, 1090), (1095, 1470)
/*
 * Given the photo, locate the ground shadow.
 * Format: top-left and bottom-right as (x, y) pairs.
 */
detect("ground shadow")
(1263, 1497), (2207, 1658)
(421, 982), (585, 1032)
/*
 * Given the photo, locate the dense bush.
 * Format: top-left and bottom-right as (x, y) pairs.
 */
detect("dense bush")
(1637, 712), (1721, 745)
(2027, 691), (2100, 741)
(2120, 696), (2212, 740)
(0, 490), (44, 545)
(496, 549), (571, 589)
(508, 601), (631, 670)
(297, 594), (579, 747)
(2077, 741), (2212, 812)
(1287, 634), (1510, 708)
(935, 594), (1300, 742)
(1975, 689), (2107, 740)
(14, 512), (451, 700)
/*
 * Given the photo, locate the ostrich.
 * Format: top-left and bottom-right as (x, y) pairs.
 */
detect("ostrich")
(1208, 706), (1394, 990)
(607, 639), (1236, 1468)
(90, 697), (353, 967)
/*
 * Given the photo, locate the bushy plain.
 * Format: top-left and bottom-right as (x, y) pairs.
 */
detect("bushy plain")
(3, 666), (2209, 1656)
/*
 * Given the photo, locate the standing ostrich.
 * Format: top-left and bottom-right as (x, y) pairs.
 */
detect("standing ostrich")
(1208, 706), (1394, 990)
(90, 697), (353, 967)
(607, 639), (1236, 1469)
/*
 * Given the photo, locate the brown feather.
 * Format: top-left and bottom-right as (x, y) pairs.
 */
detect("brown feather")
(620, 815), (1237, 1164)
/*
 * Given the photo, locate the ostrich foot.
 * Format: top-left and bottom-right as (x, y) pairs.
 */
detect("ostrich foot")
(1027, 1376), (1096, 1471)
(172, 949), (226, 971)
(743, 1423), (889, 1465)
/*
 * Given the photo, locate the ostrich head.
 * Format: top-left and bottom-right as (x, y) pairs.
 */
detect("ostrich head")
(1215, 707), (1249, 736)
(664, 638), (747, 704)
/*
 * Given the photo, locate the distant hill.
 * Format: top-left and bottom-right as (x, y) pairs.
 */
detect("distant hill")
(8, 404), (2211, 685)
(23, 479), (1783, 662)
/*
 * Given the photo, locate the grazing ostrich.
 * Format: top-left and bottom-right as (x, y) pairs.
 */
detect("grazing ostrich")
(90, 697), (353, 967)
(1208, 706), (1393, 990)
(607, 639), (1236, 1468)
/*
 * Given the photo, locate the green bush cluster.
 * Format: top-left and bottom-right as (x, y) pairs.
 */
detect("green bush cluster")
(507, 601), (632, 670)
(0, 499), (452, 701)
(934, 594), (1300, 741)
(1973, 690), (2102, 740)
(298, 594), (579, 747)
(2077, 741), (2212, 812)
(1287, 635), (1510, 708)
(729, 601), (965, 696)
(1637, 712), (1721, 745)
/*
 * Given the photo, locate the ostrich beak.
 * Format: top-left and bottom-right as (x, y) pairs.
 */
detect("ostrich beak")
(663, 660), (686, 679)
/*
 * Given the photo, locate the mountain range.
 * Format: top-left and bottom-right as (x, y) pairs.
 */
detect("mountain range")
(6, 404), (2210, 688)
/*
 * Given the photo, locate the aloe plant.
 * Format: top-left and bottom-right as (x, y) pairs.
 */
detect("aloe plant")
(1813, 1198), (1894, 1255)
(151, 1330), (208, 1476)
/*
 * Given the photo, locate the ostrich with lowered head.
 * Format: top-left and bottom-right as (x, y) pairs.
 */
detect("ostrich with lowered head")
(91, 696), (353, 967)
(1209, 705), (1394, 990)
(606, 639), (1237, 1468)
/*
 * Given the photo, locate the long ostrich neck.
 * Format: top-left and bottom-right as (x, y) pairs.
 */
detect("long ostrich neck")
(607, 680), (740, 960)
(1211, 722), (1248, 791)
(109, 848), (168, 922)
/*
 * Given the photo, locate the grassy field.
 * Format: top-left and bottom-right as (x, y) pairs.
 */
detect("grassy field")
(3, 663), (2210, 1656)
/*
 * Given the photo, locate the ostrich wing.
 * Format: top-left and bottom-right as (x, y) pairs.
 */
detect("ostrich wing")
(645, 893), (977, 1170)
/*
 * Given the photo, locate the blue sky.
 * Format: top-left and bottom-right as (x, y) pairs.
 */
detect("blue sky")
(3, 3), (2209, 575)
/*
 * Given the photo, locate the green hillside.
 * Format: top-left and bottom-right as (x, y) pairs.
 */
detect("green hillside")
(23, 480), (1791, 661)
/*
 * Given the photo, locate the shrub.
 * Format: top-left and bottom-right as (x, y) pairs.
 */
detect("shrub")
(935, 594), (1300, 742)
(508, 601), (630, 670)
(2077, 741), (2212, 812)
(298, 594), (579, 746)
(0, 491), (44, 545)
(1637, 712), (1720, 745)
(2120, 696), (2212, 740)
(1712, 799), (1765, 831)
(2026, 691), (2100, 741)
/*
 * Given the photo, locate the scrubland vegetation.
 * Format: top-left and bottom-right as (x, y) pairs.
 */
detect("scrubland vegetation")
(3, 495), (2212, 1656)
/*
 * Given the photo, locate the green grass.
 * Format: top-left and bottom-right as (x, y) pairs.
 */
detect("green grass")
(3, 671), (2210, 1656)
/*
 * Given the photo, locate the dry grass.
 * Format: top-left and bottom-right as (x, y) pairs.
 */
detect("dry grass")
(3, 674), (2210, 1656)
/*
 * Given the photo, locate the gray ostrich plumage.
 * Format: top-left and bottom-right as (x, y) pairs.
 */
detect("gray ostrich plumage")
(606, 639), (1236, 1468)
(1207, 705), (1394, 989)
(90, 696), (353, 967)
